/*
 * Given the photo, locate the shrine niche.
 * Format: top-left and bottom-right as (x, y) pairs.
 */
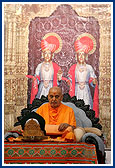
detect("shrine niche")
(27, 4), (100, 104)
(23, 119), (46, 141)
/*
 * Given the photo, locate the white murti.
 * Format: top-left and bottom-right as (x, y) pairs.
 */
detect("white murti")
(35, 62), (54, 98)
(75, 63), (96, 109)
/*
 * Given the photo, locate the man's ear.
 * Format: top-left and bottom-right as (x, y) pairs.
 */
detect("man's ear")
(61, 95), (63, 101)
(48, 94), (50, 101)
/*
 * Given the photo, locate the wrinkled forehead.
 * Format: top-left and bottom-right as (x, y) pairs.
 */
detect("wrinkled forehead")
(49, 87), (62, 95)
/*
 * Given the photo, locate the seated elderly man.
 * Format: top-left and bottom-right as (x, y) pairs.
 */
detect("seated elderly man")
(36, 86), (77, 142)
(10, 86), (102, 142)
(35, 86), (102, 142)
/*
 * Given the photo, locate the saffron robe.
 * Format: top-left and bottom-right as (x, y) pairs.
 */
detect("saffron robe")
(36, 103), (77, 142)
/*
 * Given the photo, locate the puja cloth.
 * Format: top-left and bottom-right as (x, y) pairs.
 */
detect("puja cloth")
(4, 141), (97, 164)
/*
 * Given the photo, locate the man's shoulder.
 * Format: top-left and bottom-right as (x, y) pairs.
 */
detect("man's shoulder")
(52, 62), (60, 69)
(61, 103), (74, 111)
(86, 64), (93, 69)
(36, 62), (42, 68)
(39, 102), (49, 108)
(36, 103), (49, 111)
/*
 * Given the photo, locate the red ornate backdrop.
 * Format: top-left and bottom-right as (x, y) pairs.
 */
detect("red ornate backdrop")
(28, 4), (100, 103)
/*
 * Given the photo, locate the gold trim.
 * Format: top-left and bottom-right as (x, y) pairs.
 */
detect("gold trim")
(42, 32), (62, 53)
(76, 33), (96, 54)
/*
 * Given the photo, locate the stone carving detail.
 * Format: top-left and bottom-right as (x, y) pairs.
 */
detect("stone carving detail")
(23, 119), (45, 141)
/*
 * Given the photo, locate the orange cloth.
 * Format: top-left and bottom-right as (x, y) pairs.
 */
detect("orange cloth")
(36, 103), (76, 127)
(36, 103), (77, 142)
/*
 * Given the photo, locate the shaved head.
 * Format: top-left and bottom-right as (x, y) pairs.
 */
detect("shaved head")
(49, 86), (62, 95)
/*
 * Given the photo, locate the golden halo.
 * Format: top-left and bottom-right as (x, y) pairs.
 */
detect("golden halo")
(76, 33), (96, 54)
(42, 32), (62, 53)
